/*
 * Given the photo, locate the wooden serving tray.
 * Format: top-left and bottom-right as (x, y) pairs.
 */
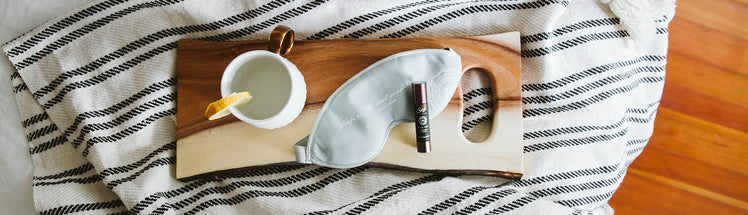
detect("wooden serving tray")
(176, 32), (523, 181)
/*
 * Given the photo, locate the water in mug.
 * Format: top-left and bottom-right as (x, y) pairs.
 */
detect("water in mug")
(230, 55), (292, 120)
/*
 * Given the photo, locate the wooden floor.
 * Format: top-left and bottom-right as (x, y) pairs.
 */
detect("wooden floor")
(608, 0), (748, 214)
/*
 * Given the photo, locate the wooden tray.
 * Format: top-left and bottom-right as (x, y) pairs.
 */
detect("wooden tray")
(176, 32), (523, 181)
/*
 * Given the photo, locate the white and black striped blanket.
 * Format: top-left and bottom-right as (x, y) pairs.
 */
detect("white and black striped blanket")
(3, 0), (674, 214)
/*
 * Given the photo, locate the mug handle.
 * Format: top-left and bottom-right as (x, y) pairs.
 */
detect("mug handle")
(268, 25), (294, 56)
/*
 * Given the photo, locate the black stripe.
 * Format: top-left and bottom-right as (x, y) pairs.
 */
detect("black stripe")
(341, 0), (507, 39)
(527, 166), (627, 198)
(181, 167), (368, 215)
(624, 100), (660, 114)
(70, 93), (175, 148)
(108, 210), (131, 215)
(39, 0), (327, 110)
(462, 115), (493, 132)
(29, 135), (67, 154)
(80, 108), (176, 157)
(521, 30), (630, 58)
(40, 43), (176, 110)
(524, 128), (629, 153)
(34, 174), (101, 186)
(486, 196), (537, 214)
(420, 186), (506, 214)
(26, 123), (59, 141)
(453, 189), (518, 214)
(520, 18), (620, 44)
(306, 174), (445, 215)
(38, 199), (124, 215)
(419, 164), (618, 214)
(627, 145), (646, 156)
(463, 100), (492, 117)
(522, 76), (664, 118)
(487, 167), (626, 214)
(199, 0), (328, 41)
(626, 138), (649, 147)
(344, 175), (446, 214)
(129, 165), (309, 214)
(31, 0), (292, 99)
(510, 164), (619, 187)
(10, 71), (20, 79)
(522, 65), (665, 104)
(13, 83), (28, 93)
(151, 204), (172, 214)
(556, 190), (615, 207)
(462, 87), (492, 102)
(22, 112), (49, 128)
(523, 101), (659, 140)
(106, 156), (176, 188)
(502, 167), (630, 213)
(381, 0), (569, 39)
(60, 78), (174, 136)
(33, 163), (94, 180)
(656, 28), (668, 34)
(29, 78), (174, 154)
(13, 0), (187, 70)
(655, 15), (669, 22)
(28, 79), (175, 154)
(171, 167), (334, 210)
(521, 55), (666, 92)
(306, 0), (445, 40)
(6, 0), (129, 57)
(100, 141), (176, 177)
(34, 141), (175, 184)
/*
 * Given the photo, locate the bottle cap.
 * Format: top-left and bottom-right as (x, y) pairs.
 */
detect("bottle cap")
(412, 82), (427, 104)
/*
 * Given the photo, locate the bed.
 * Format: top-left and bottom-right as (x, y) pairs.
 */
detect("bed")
(0, 0), (674, 214)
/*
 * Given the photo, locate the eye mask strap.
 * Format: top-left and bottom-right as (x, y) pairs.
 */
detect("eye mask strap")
(294, 136), (310, 163)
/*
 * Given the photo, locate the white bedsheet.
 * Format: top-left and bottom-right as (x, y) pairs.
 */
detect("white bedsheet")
(0, 0), (95, 214)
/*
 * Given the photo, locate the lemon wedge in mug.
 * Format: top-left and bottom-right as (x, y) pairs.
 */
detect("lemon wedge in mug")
(204, 92), (252, 120)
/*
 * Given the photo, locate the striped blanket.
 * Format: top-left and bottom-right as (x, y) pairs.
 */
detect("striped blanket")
(3, 0), (674, 214)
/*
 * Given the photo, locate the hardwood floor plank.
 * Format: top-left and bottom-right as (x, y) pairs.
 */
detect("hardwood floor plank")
(629, 168), (748, 210)
(660, 83), (748, 132)
(666, 51), (748, 109)
(611, 1), (748, 213)
(674, 0), (748, 40)
(668, 17), (748, 75)
(610, 171), (745, 214)
(607, 200), (649, 215)
(648, 107), (748, 175)
(629, 143), (748, 202)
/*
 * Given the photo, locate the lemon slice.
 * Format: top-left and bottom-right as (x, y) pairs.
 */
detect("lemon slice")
(204, 92), (253, 120)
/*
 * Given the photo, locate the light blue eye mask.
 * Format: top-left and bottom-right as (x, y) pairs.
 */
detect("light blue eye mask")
(294, 48), (462, 168)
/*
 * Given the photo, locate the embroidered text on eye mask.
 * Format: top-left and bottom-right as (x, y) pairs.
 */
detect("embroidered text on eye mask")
(294, 48), (462, 168)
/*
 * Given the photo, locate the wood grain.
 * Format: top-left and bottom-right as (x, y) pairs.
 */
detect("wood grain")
(648, 108), (748, 175)
(629, 137), (748, 202)
(660, 83), (748, 132)
(177, 35), (521, 139)
(610, 171), (746, 214)
(674, 0), (748, 41)
(668, 17), (748, 75)
(176, 33), (524, 180)
(610, 0), (748, 213)
(665, 51), (748, 109)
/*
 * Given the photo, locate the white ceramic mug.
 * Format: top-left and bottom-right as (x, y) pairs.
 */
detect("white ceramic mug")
(220, 25), (306, 129)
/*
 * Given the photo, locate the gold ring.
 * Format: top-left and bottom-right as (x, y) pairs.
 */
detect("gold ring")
(268, 25), (294, 56)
